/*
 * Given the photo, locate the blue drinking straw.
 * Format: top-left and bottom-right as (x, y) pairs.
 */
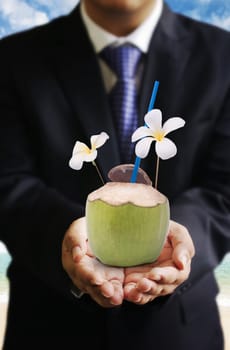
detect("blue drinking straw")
(130, 80), (160, 183)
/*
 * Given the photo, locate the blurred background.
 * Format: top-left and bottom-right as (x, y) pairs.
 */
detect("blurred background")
(0, 0), (230, 349)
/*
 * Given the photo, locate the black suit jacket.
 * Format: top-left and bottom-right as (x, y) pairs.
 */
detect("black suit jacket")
(0, 3), (230, 349)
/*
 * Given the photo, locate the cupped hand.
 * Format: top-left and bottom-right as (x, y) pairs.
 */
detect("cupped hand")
(62, 217), (125, 308)
(124, 220), (195, 305)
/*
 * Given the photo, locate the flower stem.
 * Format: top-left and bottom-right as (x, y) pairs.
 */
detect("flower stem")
(92, 161), (105, 185)
(154, 156), (160, 189)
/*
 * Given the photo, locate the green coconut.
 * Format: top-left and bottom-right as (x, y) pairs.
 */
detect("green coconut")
(86, 182), (170, 267)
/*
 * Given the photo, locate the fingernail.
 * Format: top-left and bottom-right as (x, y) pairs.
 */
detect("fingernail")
(180, 255), (188, 268)
(134, 296), (142, 303)
(154, 275), (161, 281)
(72, 246), (82, 261)
(102, 291), (112, 298)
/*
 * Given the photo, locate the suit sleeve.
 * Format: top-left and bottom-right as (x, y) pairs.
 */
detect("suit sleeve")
(0, 43), (84, 298)
(171, 88), (230, 285)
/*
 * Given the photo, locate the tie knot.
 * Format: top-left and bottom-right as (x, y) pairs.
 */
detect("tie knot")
(100, 44), (142, 81)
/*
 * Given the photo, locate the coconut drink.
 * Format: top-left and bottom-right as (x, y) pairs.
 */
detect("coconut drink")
(68, 107), (185, 268)
(86, 180), (170, 267)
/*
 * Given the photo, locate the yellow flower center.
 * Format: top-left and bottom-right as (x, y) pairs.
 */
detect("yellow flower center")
(153, 130), (165, 141)
(84, 145), (93, 154)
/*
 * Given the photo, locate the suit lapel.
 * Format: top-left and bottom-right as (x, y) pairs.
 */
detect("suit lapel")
(140, 3), (191, 118)
(50, 6), (121, 180)
(138, 4), (192, 193)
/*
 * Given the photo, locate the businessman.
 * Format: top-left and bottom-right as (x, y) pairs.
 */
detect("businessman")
(0, 0), (229, 349)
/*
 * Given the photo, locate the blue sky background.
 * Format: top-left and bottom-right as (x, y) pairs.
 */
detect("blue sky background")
(0, 0), (229, 39)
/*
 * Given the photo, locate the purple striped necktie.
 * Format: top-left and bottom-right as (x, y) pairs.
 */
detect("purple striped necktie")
(100, 44), (142, 163)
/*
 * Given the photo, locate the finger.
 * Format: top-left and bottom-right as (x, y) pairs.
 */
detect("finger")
(125, 287), (156, 305)
(101, 280), (124, 306)
(124, 281), (156, 304)
(125, 278), (177, 302)
(136, 278), (158, 293)
(124, 282), (140, 301)
(125, 279), (172, 304)
(169, 220), (195, 270)
(85, 269), (105, 287)
(173, 244), (191, 271)
(148, 266), (180, 284)
(141, 281), (178, 297)
(65, 217), (88, 262)
(86, 240), (94, 257)
(110, 280), (124, 305)
(99, 280), (114, 298)
(125, 269), (161, 285)
(88, 283), (123, 308)
(154, 284), (177, 296)
(125, 287), (143, 303)
(133, 295), (155, 305)
(136, 274), (182, 297)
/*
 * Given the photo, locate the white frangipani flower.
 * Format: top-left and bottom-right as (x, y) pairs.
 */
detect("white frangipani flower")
(69, 132), (109, 170)
(132, 109), (185, 160)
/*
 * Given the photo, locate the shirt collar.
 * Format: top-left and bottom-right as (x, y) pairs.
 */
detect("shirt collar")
(80, 0), (163, 53)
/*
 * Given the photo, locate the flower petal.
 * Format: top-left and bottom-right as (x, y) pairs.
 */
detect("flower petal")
(155, 137), (177, 160)
(72, 141), (89, 155)
(144, 109), (162, 132)
(162, 117), (185, 136)
(69, 155), (84, 170)
(84, 150), (97, 162)
(135, 137), (154, 158)
(90, 132), (109, 149)
(131, 126), (153, 142)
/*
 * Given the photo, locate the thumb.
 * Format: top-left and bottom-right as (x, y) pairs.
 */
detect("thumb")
(64, 217), (88, 262)
(169, 220), (195, 270)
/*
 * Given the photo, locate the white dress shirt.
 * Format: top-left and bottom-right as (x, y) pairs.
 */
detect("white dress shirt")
(80, 0), (163, 92)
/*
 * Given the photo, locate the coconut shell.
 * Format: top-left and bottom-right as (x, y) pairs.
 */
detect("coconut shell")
(86, 182), (169, 267)
(108, 164), (152, 185)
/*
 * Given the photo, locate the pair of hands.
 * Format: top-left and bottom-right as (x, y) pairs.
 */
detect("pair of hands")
(62, 217), (195, 308)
